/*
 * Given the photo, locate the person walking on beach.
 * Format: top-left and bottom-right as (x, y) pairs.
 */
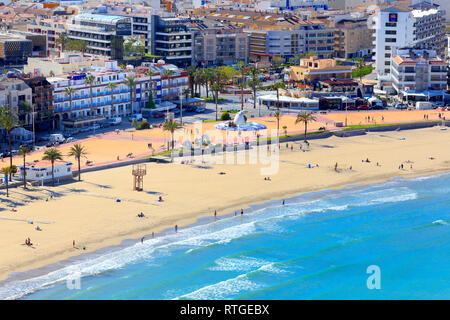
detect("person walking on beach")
(334, 162), (338, 172)
(141, 237), (144, 244)
(73, 240), (75, 248)
(175, 225), (178, 233)
(282, 200), (285, 205)
(152, 232), (154, 239)
(241, 209), (244, 215)
(214, 210), (217, 221)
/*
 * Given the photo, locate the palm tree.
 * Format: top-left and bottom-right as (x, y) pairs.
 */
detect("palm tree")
(295, 112), (317, 142)
(237, 61), (247, 110)
(0, 106), (18, 180)
(55, 33), (68, 53)
(1, 166), (12, 197)
(163, 69), (175, 101)
(18, 146), (29, 189)
(211, 82), (222, 121)
(64, 87), (74, 112)
(144, 69), (156, 101)
(162, 119), (181, 162)
(67, 144), (87, 181)
(187, 66), (197, 98)
(124, 75), (137, 114)
(180, 88), (189, 126)
(42, 148), (63, 187)
(272, 82), (286, 109)
(353, 57), (367, 83)
(84, 75), (95, 118)
(247, 66), (261, 111)
(274, 111), (281, 143)
(106, 82), (117, 117)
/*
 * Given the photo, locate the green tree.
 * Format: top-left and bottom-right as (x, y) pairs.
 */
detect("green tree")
(272, 82), (286, 109)
(353, 57), (367, 83)
(237, 61), (247, 110)
(1, 166), (12, 197)
(55, 33), (68, 52)
(124, 75), (137, 113)
(162, 119), (181, 162)
(84, 75), (96, 118)
(247, 66), (261, 111)
(274, 111), (281, 143)
(106, 82), (117, 116)
(144, 69), (156, 102)
(42, 148), (63, 187)
(64, 87), (74, 112)
(67, 144), (87, 181)
(0, 106), (18, 179)
(163, 69), (175, 101)
(295, 112), (317, 142)
(18, 146), (29, 189)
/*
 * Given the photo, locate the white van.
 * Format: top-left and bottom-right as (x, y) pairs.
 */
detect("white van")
(415, 101), (434, 110)
(49, 134), (65, 143)
(130, 114), (143, 121)
(109, 117), (122, 125)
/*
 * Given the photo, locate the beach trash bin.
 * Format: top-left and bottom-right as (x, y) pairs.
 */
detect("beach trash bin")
(116, 199), (121, 202)
(30, 221), (33, 224)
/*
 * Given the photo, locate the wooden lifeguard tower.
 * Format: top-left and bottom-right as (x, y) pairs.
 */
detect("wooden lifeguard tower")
(132, 164), (147, 191)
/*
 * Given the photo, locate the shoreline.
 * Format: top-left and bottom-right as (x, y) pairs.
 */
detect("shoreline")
(1, 167), (449, 299)
(1, 126), (450, 297)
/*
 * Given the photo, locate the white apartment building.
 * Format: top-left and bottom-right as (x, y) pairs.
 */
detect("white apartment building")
(373, 2), (446, 78)
(49, 61), (147, 130)
(391, 48), (447, 102)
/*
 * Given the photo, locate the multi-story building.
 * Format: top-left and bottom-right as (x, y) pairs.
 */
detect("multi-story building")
(391, 48), (447, 102)
(48, 60), (146, 129)
(138, 62), (189, 103)
(24, 52), (112, 77)
(18, 75), (54, 132)
(153, 16), (193, 67)
(410, 1), (446, 58)
(0, 34), (33, 68)
(334, 16), (373, 59)
(191, 9), (334, 62)
(190, 19), (249, 66)
(288, 56), (353, 83)
(0, 78), (33, 126)
(373, 3), (446, 77)
(67, 14), (132, 59)
(26, 17), (68, 56)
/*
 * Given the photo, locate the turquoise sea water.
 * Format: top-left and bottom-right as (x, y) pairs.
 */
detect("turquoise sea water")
(1, 174), (449, 300)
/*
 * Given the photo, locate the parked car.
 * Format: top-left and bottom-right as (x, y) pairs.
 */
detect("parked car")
(186, 106), (197, 112)
(195, 107), (206, 113)
(152, 112), (165, 118)
(38, 135), (51, 142)
(395, 103), (408, 110)
(65, 137), (77, 143)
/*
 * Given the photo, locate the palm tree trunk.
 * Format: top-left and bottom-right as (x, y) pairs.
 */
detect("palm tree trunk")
(215, 92), (218, 121)
(51, 162), (55, 187)
(304, 123), (308, 141)
(23, 155), (26, 189)
(78, 157), (81, 181)
(8, 131), (12, 180)
(5, 179), (8, 197)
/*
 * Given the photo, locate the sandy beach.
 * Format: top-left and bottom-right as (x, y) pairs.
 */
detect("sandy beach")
(1, 126), (450, 282)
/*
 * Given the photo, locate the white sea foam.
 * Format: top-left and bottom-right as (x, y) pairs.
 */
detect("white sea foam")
(0, 182), (422, 300)
(432, 220), (448, 225)
(208, 257), (270, 272)
(175, 273), (261, 300)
